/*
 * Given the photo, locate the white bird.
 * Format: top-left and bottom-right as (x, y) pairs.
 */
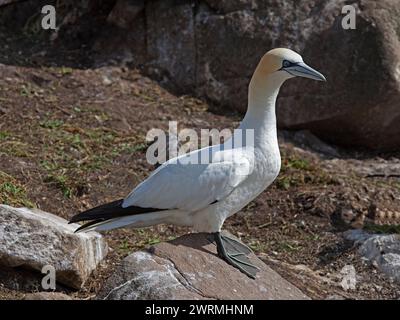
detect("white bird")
(70, 48), (326, 278)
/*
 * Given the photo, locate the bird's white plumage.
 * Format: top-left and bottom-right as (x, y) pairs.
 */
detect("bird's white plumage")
(84, 48), (325, 234)
(123, 145), (254, 212)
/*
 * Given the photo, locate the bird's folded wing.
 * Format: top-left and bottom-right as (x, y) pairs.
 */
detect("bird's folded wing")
(123, 148), (254, 212)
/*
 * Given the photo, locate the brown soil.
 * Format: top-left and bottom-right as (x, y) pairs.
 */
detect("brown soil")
(1, 27), (400, 300)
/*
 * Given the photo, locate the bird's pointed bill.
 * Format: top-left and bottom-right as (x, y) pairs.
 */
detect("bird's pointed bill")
(285, 62), (326, 81)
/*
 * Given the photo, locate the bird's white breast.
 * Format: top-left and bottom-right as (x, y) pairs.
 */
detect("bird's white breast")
(223, 146), (281, 215)
(191, 145), (281, 232)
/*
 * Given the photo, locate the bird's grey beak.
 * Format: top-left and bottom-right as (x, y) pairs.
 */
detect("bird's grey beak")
(285, 62), (326, 82)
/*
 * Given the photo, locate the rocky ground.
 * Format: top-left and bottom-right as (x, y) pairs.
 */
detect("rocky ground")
(1, 27), (400, 300)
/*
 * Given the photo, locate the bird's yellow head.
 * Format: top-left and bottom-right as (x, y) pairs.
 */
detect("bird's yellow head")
(256, 48), (326, 82)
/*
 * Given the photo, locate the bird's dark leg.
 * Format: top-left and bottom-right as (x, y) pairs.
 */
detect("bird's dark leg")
(212, 232), (260, 279)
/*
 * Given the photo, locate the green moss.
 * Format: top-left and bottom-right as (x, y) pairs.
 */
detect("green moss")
(60, 67), (73, 75)
(0, 140), (32, 158)
(276, 153), (336, 189)
(364, 224), (400, 235)
(43, 174), (73, 198)
(281, 156), (311, 171)
(0, 171), (34, 207)
(39, 119), (64, 129)
(0, 131), (9, 140)
(147, 237), (161, 245)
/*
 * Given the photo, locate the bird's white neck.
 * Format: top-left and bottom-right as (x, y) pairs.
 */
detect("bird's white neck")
(239, 70), (287, 149)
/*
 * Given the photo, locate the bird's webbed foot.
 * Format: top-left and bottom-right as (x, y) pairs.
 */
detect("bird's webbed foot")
(208, 232), (260, 279)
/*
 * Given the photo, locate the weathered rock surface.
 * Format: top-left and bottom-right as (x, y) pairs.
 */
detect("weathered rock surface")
(97, 233), (309, 300)
(100, 0), (400, 150)
(23, 292), (73, 300)
(107, 0), (144, 29)
(0, 205), (108, 289)
(0, 0), (21, 7)
(0, 265), (51, 292)
(344, 230), (400, 282)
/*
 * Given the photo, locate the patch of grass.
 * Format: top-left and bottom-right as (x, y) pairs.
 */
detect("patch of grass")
(60, 67), (73, 75)
(0, 131), (9, 140)
(248, 239), (267, 252)
(279, 241), (301, 252)
(43, 174), (73, 198)
(147, 237), (161, 246)
(118, 240), (134, 254)
(20, 83), (42, 98)
(116, 230), (165, 256)
(0, 140), (32, 158)
(37, 114), (143, 197)
(308, 234), (320, 241)
(0, 171), (34, 208)
(281, 156), (311, 171)
(276, 177), (292, 190)
(364, 224), (400, 235)
(39, 119), (64, 129)
(112, 142), (148, 156)
(276, 153), (336, 189)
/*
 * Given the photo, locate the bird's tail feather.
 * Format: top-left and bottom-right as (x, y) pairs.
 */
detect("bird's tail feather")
(69, 199), (171, 233)
(74, 211), (172, 233)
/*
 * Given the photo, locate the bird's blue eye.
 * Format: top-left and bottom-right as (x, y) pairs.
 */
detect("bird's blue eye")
(282, 60), (291, 68)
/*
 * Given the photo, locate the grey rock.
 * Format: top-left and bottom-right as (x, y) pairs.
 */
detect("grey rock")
(0, 0), (21, 7)
(289, 130), (340, 157)
(204, 0), (258, 13)
(0, 205), (108, 289)
(0, 265), (49, 292)
(196, 0), (400, 151)
(358, 234), (400, 282)
(97, 233), (309, 300)
(98, 0), (400, 150)
(146, 0), (196, 91)
(344, 230), (400, 282)
(107, 0), (144, 29)
(343, 229), (374, 244)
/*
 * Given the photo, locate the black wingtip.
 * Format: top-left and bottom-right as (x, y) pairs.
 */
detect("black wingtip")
(69, 199), (166, 225)
(68, 217), (79, 224)
(69, 215), (80, 224)
(74, 225), (85, 233)
(68, 199), (125, 224)
(73, 219), (104, 233)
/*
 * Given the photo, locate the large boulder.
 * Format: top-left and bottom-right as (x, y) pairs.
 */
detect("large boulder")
(99, 0), (400, 150)
(97, 232), (309, 300)
(2, 0), (400, 150)
(0, 205), (108, 289)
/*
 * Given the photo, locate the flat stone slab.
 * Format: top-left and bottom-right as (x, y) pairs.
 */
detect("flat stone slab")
(98, 232), (309, 300)
(0, 205), (108, 289)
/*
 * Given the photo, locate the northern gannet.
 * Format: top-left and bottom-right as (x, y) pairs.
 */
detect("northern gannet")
(70, 48), (326, 278)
